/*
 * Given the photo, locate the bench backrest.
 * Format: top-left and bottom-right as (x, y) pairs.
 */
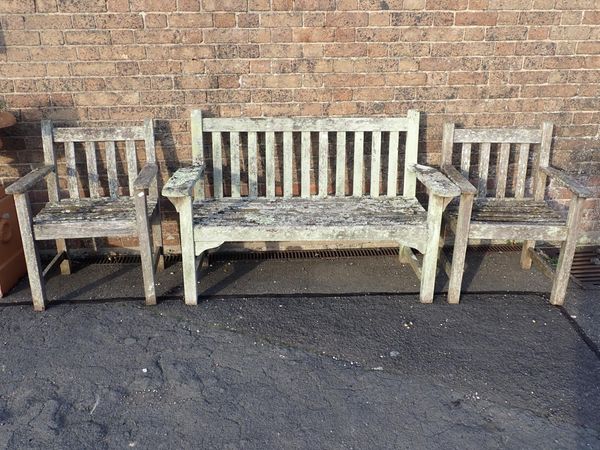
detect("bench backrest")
(42, 119), (157, 202)
(441, 122), (553, 200)
(191, 110), (420, 200)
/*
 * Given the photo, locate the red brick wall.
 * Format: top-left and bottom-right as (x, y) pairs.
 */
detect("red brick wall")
(0, 0), (599, 249)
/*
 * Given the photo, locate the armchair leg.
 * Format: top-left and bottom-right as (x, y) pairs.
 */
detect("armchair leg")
(420, 194), (445, 303)
(134, 191), (157, 306)
(447, 193), (474, 304)
(550, 196), (584, 306)
(13, 193), (47, 311)
(521, 240), (535, 270)
(173, 196), (198, 306)
(56, 239), (72, 274)
(152, 205), (165, 271)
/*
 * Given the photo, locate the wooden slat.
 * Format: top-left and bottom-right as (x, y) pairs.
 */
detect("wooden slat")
(212, 132), (223, 198)
(387, 131), (399, 197)
(533, 122), (553, 200)
(143, 119), (158, 199)
(454, 128), (542, 144)
(203, 117), (410, 132)
(514, 143), (530, 199)
(85, 141), (100, 198)
(496, 142), (510, 198)
(318, 131), (328, 197)
(283, 131), (293, 198)
(53, 127), (145, 142)
(370, 131), (381, 197)
(403, 109), (420, 198)
(41, 120), (59, 202)
(353, 131), (364, 197)
(335, 131), (346, 197)
(460, 143), (471, 178)
(191, 109), (205, 199)
(126, 140), (137, 195)
(440, 123), (455, 167)
(477, 142), (491, 197)
(230, 132), (241, 198)
(248, 131), (258, 198)
(301, 131), (311, 198)
(265, 131), (275, 198)
(64, 141), (79, 198)
(105, 141), (118, 198)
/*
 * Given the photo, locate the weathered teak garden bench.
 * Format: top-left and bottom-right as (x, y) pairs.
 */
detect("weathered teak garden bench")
(163, 110), (460, 305)
(440, 122), (592, 305)
(6, 119), (163, 310)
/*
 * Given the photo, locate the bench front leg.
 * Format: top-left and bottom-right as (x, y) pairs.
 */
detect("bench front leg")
(169, 195), (198, 306)
(447, 192), (474, 304)
(420, 193), (446, 303)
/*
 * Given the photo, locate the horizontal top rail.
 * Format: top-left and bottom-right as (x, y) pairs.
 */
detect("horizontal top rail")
(53, 127), (146, 143)
(453, 128), (542, 144)
(202, 116), (413, 132)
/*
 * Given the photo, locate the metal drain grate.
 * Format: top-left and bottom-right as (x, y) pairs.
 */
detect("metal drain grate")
(539, 246), (600, 290)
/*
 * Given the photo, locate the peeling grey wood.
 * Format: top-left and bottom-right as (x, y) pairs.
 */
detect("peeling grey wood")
(266, 131), (275, 198)
(514, 143), (529, 199)
(230, 132), (241, 198)
(477, 142), (491, 197)
(212, 131), (223, 199)
(460, 143), (471, 177)
(162, 165), (206, 197)
(420, 193), (444, 303)
(495, 142), (510, 198)
(409, 164), (461, 198)
(403, 110), (420, 198)
(6, 165), (54, 195)
(453, 128), (542, 144)
(318, 131), (328, 197)
(248, 131), (258, 198)
(353, 131), (364, 197)
(191, 109), (205, 200)
(301, 131), (311, 198)
(134, 189), (157, 305)
(169, 196), (197, 305)
(336, 131), (346, 197)
(85, 141), (100, 198)
(387, 131), (399, 197)
(133, 164), (158, 191)
(203, 117), (411, 132)
(535, 122), (553, 201)
(64, 141), (79, 198)
(53, 126), (145, 142)
(126, 140), (138, 195)
(41, 120), (60, 203)
(446, 192), (474, 304)
(283, 131), (293, 198)
(440, 123), (454, 167)
(370, 131), (381, 197)
(105, 141), (119, 198)
(441, 165), (477, 195)
(541, 165), (592, 198)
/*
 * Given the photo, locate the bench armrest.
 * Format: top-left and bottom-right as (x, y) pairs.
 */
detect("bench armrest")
(441, 165), (477, 195)
(540, 166), (592, 198)
(133, 163), (158, 191)
(5, 165), (54, 195)
(409, 164), (461, 198)
(162, 164), (205, 198)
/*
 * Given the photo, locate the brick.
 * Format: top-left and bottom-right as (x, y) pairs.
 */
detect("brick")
(293, 28), (335, 42)
(294, 0), (335, 10)
(144, 13), (168, 28)
(325, 12), (368, 27)
(455, 12), (497, 26)
(57, 0), (107, 12)
(583, 10), (600, 24)
(577, 42), (600, 54)
(214, 13), (236, 27)
(203, 29), (248, 43)
(70, 62), (116, 75)
(485, 26), (528, 41)
(202, 0), (247, 11)
(65, 30), (111, 45)
(24, 15), (72, 29)
(95, 14), (144, 29)
(260, 13), (303, 27)
(168, 13), (213, 27)
(3, 31), (40, 46)
(0, 0), (35, 13)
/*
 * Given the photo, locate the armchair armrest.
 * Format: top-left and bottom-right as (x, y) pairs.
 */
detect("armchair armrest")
(5, 165), (54, 195)
(409, 164), (461, 198)
(162, 164), (205, 198)
(133, 163), (158, 191)
(540, 166), (592, 198)
(441, 165), (477, 195)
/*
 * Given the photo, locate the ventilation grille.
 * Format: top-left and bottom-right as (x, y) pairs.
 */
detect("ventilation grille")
(541, 246), (600, 290)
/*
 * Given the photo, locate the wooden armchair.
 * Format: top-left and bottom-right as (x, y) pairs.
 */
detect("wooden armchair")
(440, 122), (591, 305)
(6, 119), (163, 310)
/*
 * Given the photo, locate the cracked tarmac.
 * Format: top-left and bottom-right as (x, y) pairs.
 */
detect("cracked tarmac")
(0, 250), (599, 449)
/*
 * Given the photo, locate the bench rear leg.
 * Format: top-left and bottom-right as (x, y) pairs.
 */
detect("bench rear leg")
(420, 194), (445, 303)
(521, 240), (535, 270)
(56, 239), (72, 275)
(152, 204), (165, 271)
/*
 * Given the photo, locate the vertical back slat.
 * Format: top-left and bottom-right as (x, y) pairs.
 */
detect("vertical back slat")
(191, 110), (205, 200)
(496, 142), (510, 198)
(477, 142), (491, 197)
(230, 132), (241, 198)
(265, 131), (275, 198)
(353, 131), (364, 197)
(212, 132), (223, 198)
(387, 131), (399, 197)
(143, 119), (158, 199)
(370, 131), (381, 197)
(514, 143), (530, 199)
(283, 131), (293, 198)
(105, 141), (118, 198)
(301, 131), (311, 198)
(335, 131), (346, 197)
(41, 120), (59, 202)
(248, 131), (258, 198)
(440, 123), (454, 167)
(403, 110), (420, 198)
(126, 140), (138, 195)
(64, 141), (79, 198)
(533, 122), (553, 200)
(85, 141), (100, 198)
(460, 143), (472, 178)
(318, 132), (328, 197)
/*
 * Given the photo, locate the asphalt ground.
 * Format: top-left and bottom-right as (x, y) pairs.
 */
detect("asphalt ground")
(0, 250), (599, 449)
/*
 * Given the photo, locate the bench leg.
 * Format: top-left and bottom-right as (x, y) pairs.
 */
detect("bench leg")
(521, 240), (535, 270)
(172, 196), (198, 306)
(134, 191), (157, 306)
(13, 193), (47, 311)
(550, 196), (584, 306)
(420, 194), (445, 303)
(152, 204), (165, 271)
(55, 238), (72, 274)
(447, 193), (474, 304)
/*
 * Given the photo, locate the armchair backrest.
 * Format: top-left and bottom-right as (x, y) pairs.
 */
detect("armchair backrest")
(41, 119), (156, 202)
(441, 122), (553, 200)
(190, 110), (421, 200)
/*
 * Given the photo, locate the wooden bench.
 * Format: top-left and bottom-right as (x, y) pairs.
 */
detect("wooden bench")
(163, 110), (460, 305)
(440, 122), (592, 305)
(6, 119), (163, 310)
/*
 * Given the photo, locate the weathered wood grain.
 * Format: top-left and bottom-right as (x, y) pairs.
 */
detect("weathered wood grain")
(541, 165), (592, 198)
(6, 165), (54, 195)
(105, 141), (119, 198)
(370, 131), (381, 197)
(336, 131), (346, 197)
(212, 131), (223, 198)
(387, 131), (399, 197)
(409, 164), (461, 198)
(133, 164), (158, 191)
(203, 117), (411, 132)
(162, 165), (206, 197)
(318, 131), (328, 197)
(283, 131), (293, 198)
(353, 131), (364, 197)
(301, 131), (311, 198)
(53, 127), (145, 142)
(454, 128), (542, 144)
